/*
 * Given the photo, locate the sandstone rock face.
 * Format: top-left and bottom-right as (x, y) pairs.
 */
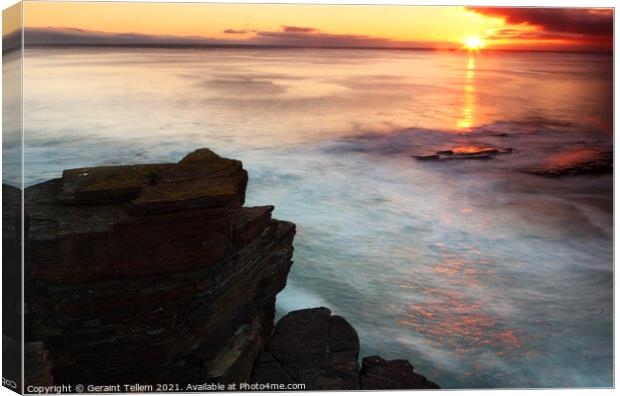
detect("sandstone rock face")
(24, 149), (295, 386)
(251, 307), (439, 390)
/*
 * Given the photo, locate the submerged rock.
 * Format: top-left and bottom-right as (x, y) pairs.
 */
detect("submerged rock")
(413, 154), (441, 161)
(451, 153), (493, 160)
(251, 307), (439, 390)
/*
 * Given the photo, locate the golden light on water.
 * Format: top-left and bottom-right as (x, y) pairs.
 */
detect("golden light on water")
(457, 56), (476, 130)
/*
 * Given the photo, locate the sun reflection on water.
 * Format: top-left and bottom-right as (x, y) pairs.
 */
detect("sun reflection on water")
(457, 56), (476, 131)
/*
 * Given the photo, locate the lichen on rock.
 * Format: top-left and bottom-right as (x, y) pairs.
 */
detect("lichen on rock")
(25, 149), (293, 386)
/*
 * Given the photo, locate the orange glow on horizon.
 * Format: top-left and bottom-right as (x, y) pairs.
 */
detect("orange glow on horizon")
(18, 3), (611, 51)
(22, 3), (501, 44)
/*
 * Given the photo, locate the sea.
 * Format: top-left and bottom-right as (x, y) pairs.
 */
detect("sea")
(5, 47), (613, 388)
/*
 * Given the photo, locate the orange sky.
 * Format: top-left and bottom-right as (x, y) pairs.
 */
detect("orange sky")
(18, 3), (614, 51)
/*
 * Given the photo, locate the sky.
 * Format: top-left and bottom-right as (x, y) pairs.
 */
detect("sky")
(14, 3), (615, 51)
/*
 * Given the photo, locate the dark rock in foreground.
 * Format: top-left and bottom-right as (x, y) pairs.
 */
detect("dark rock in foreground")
(25, 148), (295, 386)
(252, 308), (360, 390)
(251, 307), (439, 390)
(3, 183), (23, 391)
(23, 148), (439, 390)
(361, 355), (439, 390)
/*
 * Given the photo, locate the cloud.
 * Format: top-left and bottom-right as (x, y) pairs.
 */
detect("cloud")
(253, 25), (454, 49)
(281, 25), (318, 33)
(223, 29), (256, 34)
(485, 27), (597, 42)
(22, 27), (237, 47)
(18, 26), (455, 50)
(467, 7), (613, 39)
(254, 30), (396, 48)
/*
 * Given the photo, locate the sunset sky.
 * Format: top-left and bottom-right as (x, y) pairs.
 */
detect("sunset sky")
(15, 3), (615, 51)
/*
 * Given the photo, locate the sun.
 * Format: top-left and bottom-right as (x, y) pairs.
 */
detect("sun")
(464, 36), (485, 51)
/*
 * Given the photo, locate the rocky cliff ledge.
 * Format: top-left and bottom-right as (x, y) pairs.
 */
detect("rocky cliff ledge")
(22, 148), (438, 390)
(25, 149), (294, 386)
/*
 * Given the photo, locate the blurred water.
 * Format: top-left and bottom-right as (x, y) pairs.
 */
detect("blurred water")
(19, 48), (612, 388)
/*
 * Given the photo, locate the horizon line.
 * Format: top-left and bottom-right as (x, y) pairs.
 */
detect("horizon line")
(5, 42), (612, 56)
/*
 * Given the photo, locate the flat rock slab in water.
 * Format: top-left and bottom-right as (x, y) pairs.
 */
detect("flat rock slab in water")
(523, 149), (612, 177)
(413, 146), (512, 161)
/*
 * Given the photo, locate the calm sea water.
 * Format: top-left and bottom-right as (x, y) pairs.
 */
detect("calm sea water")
(12, 48), (613, 388)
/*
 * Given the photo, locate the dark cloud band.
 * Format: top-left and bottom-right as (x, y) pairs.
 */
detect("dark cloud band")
(468, 7), (613, 38)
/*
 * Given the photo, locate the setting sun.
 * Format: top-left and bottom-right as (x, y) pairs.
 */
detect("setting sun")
(464, 36), (485, 50)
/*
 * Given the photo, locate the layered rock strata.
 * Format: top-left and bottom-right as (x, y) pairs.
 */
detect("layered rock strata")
(24, 149), (296, 386)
